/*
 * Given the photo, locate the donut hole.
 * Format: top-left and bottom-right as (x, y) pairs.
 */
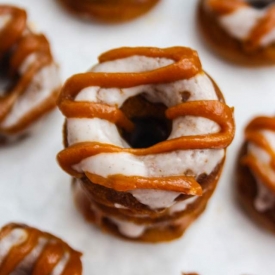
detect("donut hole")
(0, 54), (18, 97)
(120, 95), (172, 148)
(247, 0), (274, 9)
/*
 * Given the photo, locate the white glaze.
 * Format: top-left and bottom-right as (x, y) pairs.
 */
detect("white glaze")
(92, 55), (173, 73)
(11, 237), (48, 275)
(109, 217), (146, 238)
(254, 178), (275, 212)
(130, 189), (180, 209)
(169, 196), (199, 214)
(1, 63), (60, 128)
(0, 228), (27, 263)
(68, 55), (225, 209)
(248, 129), (275, 212)
(209, 2), (275, 47)
(219, 7), (264, 40)
(0, 14), (11, 30)
(50, 250), (70, 275)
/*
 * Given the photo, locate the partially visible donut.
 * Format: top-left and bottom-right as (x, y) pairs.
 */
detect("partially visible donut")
(198, 0), (275, 65)
(237, 115), (275, 232)
(0, 223), (82, 274)
(0, 5), (60, 142)
(57, 46), (235, 242)
(57, 0), (160, 23)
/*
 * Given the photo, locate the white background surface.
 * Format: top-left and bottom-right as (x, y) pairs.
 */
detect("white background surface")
(1, 1), (275, 274)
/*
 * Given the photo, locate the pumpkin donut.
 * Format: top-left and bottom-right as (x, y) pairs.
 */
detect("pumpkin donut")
(0, 223), (82, 274)
(57, 46), (235, 242)
(57, 0), (160, 23)
(198, 0), (275, 66)
(0, 5), (60, 142)
(237, 115), (275, 232)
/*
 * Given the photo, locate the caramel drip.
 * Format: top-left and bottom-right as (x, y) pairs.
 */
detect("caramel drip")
(0, 5), (58, 135)
(208, 0), (247, 14)
(0, 223), (82, 275)
(57, 47), (235, 196)
(208, 0), (275, 48)
(242, 116), (275, 194)
(248, 5), (275, 49)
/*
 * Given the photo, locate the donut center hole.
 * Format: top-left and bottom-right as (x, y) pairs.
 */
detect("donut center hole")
(0, 54), (18, 97)
(247, 0), (274, 9)
(120, 95), (172, 149)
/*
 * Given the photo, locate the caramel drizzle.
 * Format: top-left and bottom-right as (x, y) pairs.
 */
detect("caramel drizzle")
(0, 5), (58, 135)
(242, 116), (275, 194)
(0, 223), (82, 275)
(57, 47), (235, 196)
(208, 0), (275, 49)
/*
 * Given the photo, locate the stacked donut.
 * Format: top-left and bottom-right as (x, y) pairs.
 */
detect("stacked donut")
(0, 5), (60, 141)
(198, 0), (275, 65)
(0, 223), (82, 274)
(57, 46), (235, 242)
(238, 115), (275, 232)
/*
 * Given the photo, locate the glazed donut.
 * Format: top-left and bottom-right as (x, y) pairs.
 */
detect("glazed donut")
(0, 5), (60, 142)
(198, 0), (275, 65)
(237, 115), (275, 232)
(57, 46), (235, 242)
(57, 0), (160, 23)
(0, 223), (82, 274)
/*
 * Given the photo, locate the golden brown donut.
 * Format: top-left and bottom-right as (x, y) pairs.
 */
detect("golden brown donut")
(57, 0), (160, 23)
(237, 115), (275, 232)
(197, 0), (275, 66)
(0, 223), (82, 274)
(57, 46), (235, 242)
(0, 5), (60, 142)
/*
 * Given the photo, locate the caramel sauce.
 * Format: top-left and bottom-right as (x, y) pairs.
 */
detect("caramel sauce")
(242, 116), (275, 194)
(0, 223), (82, 274)
(57, 47), (235, 196)
(208, 0), (275, 49)
(208, 0), (247, 14)
(0, 5), (59, 135)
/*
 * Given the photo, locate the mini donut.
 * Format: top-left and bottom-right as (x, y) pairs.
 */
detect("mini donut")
(0, 5), (60, 142)
(57, 46), (235, 242)
(57, 0), (160, 23)
(198, 0), (275, 66)
(237, 115), (275, 232)
(0, 223), (82, 274)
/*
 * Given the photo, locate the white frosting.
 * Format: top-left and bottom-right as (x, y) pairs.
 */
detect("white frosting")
(11, 237), (48, 275)
(169, 196), (198, 214)
(248, 129), (275, 212)
(0, 228), (27, 263)
(92, 55), (174, 73)
(114, 203), (128, 209)
(254, 178), (275, 212)
(0, 14), (11, 30)
(109, 217), (146, 238)
(1, 62), (60, 128)
(68, 55), (224, 209)
(261, 27), (275, 46)
(219, 7), (264, 40)
(211, 3), (275, 47)
(50, 250), (70, 275)
(130, 189), (180, 209)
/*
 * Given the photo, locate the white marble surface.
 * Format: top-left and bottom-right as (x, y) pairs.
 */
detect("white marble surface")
(0, 1), (275, 274)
